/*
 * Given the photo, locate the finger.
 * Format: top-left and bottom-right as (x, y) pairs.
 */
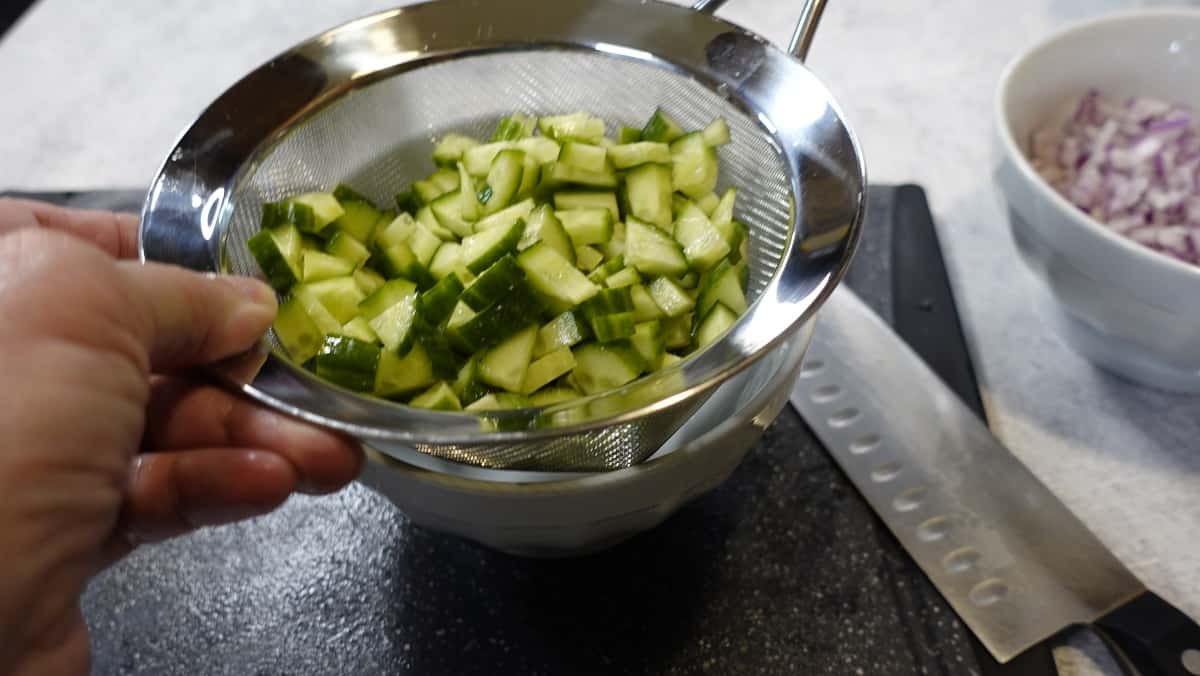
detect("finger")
(117, 261), (277, 371)
(144, 378), (363, 494)
(117, 448), (298, 545)
(0, 197), (139, 259)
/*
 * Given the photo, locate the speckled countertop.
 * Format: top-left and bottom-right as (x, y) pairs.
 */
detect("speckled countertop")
(2, 0), (1199, 673)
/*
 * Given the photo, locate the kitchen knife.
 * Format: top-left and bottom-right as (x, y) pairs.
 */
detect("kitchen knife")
(790, 286), (1200, 675)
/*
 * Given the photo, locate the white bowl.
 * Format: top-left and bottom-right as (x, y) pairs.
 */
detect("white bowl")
(994, 9), (1200, 393)
(357, 323), (812, 557)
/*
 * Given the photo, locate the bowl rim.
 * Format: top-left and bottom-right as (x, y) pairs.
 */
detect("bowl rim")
(994, 6), (1200, 283)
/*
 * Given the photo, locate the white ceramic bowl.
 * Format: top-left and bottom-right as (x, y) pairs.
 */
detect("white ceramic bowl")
(357, 324), (812, 557)
(994, 9), (1200, 392)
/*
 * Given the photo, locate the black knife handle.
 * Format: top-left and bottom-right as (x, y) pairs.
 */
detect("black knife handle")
(1093, 592), (1200, 676)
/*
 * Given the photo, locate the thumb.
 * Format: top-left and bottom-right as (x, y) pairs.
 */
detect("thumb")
(118, 261), (277, 371)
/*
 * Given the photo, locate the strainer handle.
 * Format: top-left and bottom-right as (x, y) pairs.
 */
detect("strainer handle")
(691, 0), (828, 62)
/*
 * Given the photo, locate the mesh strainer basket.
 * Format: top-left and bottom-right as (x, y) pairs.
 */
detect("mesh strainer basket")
(139, 0), (865, 472)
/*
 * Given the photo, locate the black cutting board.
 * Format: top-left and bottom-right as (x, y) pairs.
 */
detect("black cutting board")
(2, 186), (1054, 675)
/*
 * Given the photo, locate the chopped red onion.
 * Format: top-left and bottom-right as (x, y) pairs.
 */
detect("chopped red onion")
(1030, 90), (1200, 266)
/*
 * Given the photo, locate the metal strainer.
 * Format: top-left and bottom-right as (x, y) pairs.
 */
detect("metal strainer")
(139, 0), (865, 471)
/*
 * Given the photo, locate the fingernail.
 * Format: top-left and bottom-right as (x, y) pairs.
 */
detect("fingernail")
(224, 276), (277, 309)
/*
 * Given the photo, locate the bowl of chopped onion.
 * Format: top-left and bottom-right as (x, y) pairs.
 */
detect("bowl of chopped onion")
(995, 8), (1200, 393)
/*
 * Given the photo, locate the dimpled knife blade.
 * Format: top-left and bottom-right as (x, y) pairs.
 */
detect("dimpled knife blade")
(789, 287), (1142, 663)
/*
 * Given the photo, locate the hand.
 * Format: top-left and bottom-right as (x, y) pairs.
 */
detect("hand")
(0, 198), (363, 676)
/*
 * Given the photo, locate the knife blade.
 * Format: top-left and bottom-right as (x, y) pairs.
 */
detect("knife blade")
(790, 286), (1200, 674)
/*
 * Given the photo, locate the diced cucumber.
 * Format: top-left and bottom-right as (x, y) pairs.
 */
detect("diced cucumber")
(429, 242), (463, 280)
(516, 243), (601, 309)
(412, 317), (462, 379)
(541, 162), (618, 189)
(314, 335), (380, 392)
(331, 199), (382, 243)
(517, 204), (574, 263)
(697, 259), (749, 319)
(670, 132), (719, 198)
(474, 197), (534, 232)
(630, 284), (664, 321)
(558, 142), (608, 173)
(574, 245), (604, 272)
(375, 241), (434, 289)
(433, 133), (481, 167)
(273, 296), (324, 364)
(521, 347), (576, 394)
(461, 218), (524, 274)
(626, 218), (688, 276)
(673, 201), (730, 271)
(463, 142), (513, 176)
(538, 113), (606, 144)
(291, 192), (345, 233)
(416, 205), (457, 241)
(248, 224), (303, 292)
(431, 189), (480, 239)
(413, 167), (461, 203)
(624, 163), (673, 229)
(697, 192), (721, 216)
(608, 142), (671, 169)
(491, 113), (536, 142)
(515, 155), (542, 200)
(324, 230), (371, 268)
(410, 381), (463, 410)
(249, 107), (751, 413)
(375, 212), (417, 249)
(514, 137), (562, 164)
(702, 117), (731, 146)
(375, 343), (436, 398)
(694, 302), (738, 348)
(341, 316), (379, 343)
(394, 190), (421, 214)
(293, 284), (343, 335)
(303, 250), (356, 282)
(408, 222), (443, 267)
(647, 276), (695, 318)
(728, 220), (749, 264)
(466, 392), (532, 412)
(359, 279), (418, 354)
(601, 220), (626, 261)
(640, 108), (684, 143)
(710, 187), (736, 228)
(661, 313), (693, 350)
(630, 320), (665, 370)
(332, 183), (374, 207)
(481, 149), (525, 215)
(302, 277), (366, 324)
(571, 342), (645, 395)
(553, 191), (619, 222)
(453, 355), (490, 406)
(604, 267), (641, 289)
(534, 310), (591, 358)
(262, 199), (315, 232)
(557, 208), (613, 246)
(590, 311), (636, 342)
(586, 255), (625, 285)
(417, 272), (464, 324)
(479, 325), (538, 393)
(447, 293), (541, 354)
(461, 255), (524, 311)
(618, 126), (643, 144)
(578, 286), (634, 319)
(529, 387), (581, 406)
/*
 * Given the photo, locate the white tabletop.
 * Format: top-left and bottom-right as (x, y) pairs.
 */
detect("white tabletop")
(2, 0), (1198, 672)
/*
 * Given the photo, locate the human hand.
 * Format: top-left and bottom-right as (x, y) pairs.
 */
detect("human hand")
(0, 198), (363, 676)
